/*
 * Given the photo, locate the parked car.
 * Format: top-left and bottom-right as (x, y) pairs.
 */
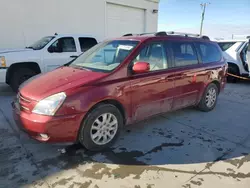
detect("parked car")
(12, 31), (228, 151)
(215, 38), (249, 82)
(0, 33), (99, 91)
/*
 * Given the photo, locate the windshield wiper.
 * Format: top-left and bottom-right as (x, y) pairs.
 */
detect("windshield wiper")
(70, 65), (91, 71)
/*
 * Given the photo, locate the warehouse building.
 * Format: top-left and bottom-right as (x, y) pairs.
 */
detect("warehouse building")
(0, 0), (159, 48)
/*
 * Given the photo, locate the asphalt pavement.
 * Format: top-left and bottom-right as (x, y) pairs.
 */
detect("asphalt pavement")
(1, 82), (250, 188)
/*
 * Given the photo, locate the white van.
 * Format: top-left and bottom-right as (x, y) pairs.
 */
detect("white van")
(215, 37), (249, 82)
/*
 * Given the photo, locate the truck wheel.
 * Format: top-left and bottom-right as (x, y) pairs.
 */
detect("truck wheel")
(10, 68), (36, 92)
(78, 104), (123, 151)
(198, 83), (218, 112)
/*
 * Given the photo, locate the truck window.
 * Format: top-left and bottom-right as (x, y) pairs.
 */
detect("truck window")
(217, 42), (236, 51)
(79, 37), (98, 52)
(49, 37), (76, 53)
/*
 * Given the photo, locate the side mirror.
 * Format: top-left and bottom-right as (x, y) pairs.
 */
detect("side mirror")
(132, 62), (150, 74)
(48, 46), (61, 53)
(48, 46), (55, 53)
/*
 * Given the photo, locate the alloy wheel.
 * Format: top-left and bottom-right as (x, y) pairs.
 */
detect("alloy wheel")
(205, 87), (217, 108)
(90, 113), (118, 145)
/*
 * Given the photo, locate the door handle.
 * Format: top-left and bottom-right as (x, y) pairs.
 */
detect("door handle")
(70, 55), (78, 58)
(165, 75), (175, 80)
(175, 74), (185, 79)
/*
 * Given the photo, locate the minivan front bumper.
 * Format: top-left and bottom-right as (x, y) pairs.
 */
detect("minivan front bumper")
(12, 101), (85, 143)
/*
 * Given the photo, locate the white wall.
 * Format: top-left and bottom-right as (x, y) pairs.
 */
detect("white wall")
(0, 0), (159, 49)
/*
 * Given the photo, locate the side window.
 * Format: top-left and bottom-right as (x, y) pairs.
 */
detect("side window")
(248, 40), (250, 51)
(79, 37), (98, 52)
(49, 37), (76, 53)
(240, 43), (249, 63)
(171, 42), (198, 67)
(218, 42), (236, 51)
(197, 42), (222, 63)
(133, 42), (168, 71)
(247, 41), (250, 63)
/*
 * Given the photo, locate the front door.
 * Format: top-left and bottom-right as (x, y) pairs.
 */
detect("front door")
(170, 40), (204, 110)
(130, 41), (175, 122)
(245, 40), (250, 75)
(43, 37), (79, 72)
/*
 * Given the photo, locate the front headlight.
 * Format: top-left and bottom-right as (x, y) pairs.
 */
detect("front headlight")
(0, 56), (6, 67)
(32, 92), (66, 116)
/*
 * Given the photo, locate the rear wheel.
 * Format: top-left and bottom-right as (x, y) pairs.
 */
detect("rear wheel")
(198, 83), (218, 112)
(78, 104), (123, 151)
(10, 68), (36, 92)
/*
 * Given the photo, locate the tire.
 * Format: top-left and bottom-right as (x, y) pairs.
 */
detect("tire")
(78, 104), (123, 151)
(10, 68), (37, 92)
(198, 83), (218, 112)
(227, 65), (239, 83)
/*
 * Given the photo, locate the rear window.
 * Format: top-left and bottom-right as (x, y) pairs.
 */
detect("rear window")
(197, 42), (222, 63)
(217, 42), (236, 51)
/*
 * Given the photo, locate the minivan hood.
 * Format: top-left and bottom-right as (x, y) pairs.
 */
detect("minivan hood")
(0, 48), (32, 54)
(20, 66), (107, 101)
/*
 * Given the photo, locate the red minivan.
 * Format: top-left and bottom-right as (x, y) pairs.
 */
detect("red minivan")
(12, 32), (228, 151)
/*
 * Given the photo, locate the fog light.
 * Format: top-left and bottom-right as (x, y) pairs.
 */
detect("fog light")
(39, 133), (49, 139)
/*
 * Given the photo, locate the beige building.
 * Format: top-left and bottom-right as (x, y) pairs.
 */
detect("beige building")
(0, 0), (159, 48)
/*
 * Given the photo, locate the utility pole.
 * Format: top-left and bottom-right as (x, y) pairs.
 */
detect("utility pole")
(200, 3), (210, 36)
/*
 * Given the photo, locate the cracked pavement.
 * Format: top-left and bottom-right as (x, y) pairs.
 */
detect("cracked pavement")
(1, 82), (250, 188)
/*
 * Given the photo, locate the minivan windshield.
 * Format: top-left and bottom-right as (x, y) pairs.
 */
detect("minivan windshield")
(69, 40), (139, 72)
(27, 36), (55, 50)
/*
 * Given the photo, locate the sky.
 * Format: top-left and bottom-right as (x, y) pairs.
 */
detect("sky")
(158, 0), (250, 39)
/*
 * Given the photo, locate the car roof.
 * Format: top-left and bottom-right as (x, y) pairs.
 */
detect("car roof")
(113, 34), (213, 43)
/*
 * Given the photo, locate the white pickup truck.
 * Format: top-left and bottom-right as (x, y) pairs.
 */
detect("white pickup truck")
(0, 33), (99, 91)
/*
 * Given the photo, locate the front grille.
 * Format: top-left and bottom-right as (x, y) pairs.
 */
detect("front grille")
(17, 93), (32, 112)
(19, 93), (31, 103)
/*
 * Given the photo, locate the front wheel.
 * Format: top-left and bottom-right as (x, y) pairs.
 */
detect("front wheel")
(78, 104), (123, 151)
(198, 83), (218, 112)
(10, 68), (36, 92)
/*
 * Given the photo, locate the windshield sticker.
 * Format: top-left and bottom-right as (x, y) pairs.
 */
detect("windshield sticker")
(118, 45), (134, 50)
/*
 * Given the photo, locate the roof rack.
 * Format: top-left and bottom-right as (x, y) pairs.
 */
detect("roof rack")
(122, 32), (156, 36)
(122, 31), (210, 40)
(165, 31), (200, 37)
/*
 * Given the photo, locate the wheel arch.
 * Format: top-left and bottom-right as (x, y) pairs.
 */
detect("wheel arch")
(211, 80), (221, 94)
(227, 62), (240, 74)
(6, 62), (41, 84)
(85, 99), (127, 125)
